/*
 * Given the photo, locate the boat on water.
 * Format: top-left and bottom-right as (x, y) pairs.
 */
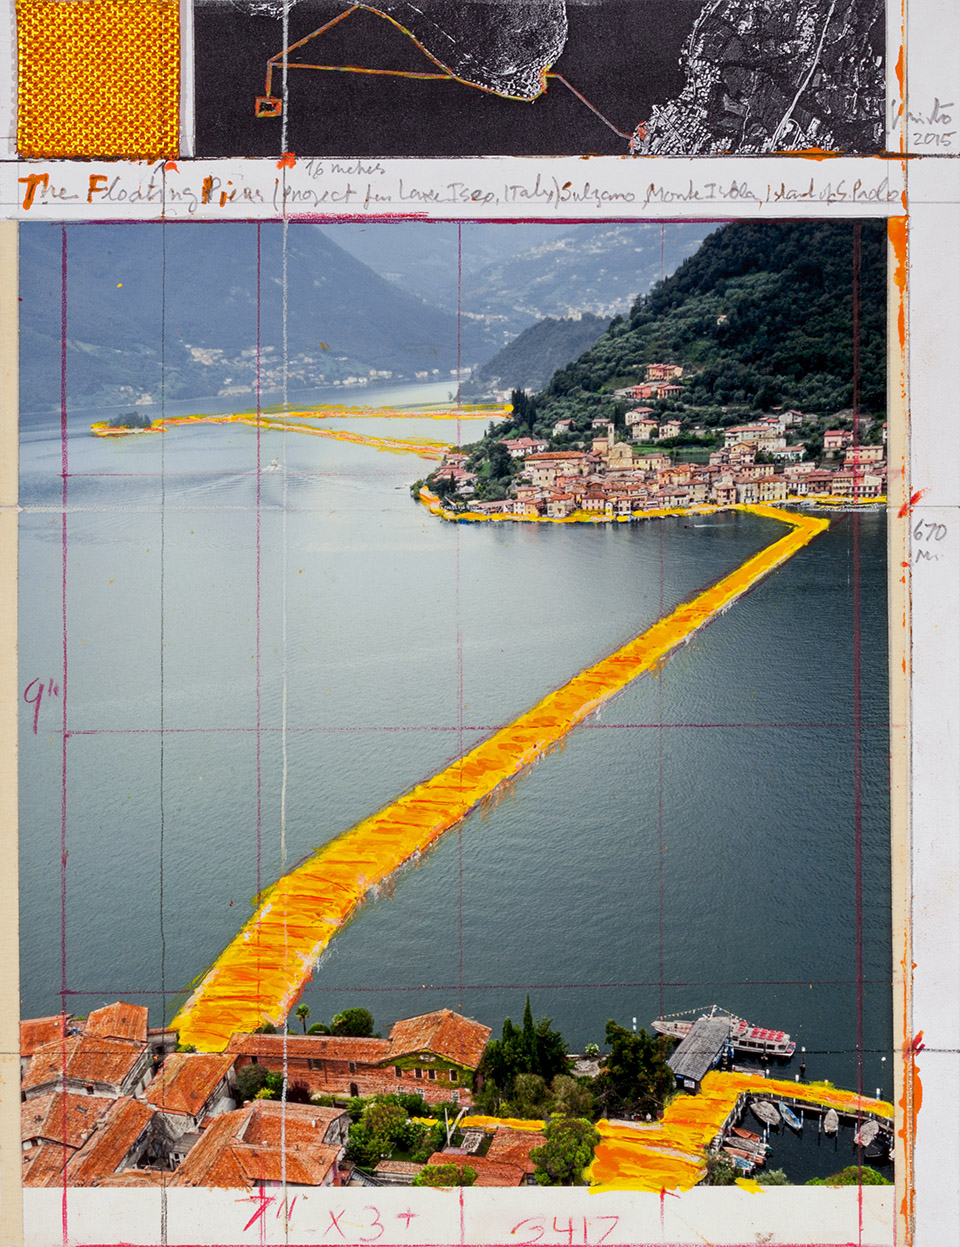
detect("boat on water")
(725, 1135), (768, 1160)
(722, 1146), (761, 1170)
(653, 1004), (795, 1058)
(731, 1126), (765, 1145)
(822, 1108), (839, 1135)
(751, 1100), (782, 1128)
(779, 1102), (803, 1131)
(855, 1120), (880, 1148)
(721, 1149), (756, 1172)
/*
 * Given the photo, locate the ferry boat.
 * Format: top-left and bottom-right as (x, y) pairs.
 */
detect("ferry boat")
(652, 1005), (796, 1059)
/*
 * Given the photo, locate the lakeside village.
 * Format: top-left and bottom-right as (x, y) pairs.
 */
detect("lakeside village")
(20, 1000), (892, 1192)
(418, 365), (887, 520)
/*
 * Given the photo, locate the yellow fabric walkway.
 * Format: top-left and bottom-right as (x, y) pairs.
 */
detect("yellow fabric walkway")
(90, 407), (473, 459)
(453, 1072), (892, 1192)
(173, 506), (828, 1051)
(587, 1071), (893, 1192)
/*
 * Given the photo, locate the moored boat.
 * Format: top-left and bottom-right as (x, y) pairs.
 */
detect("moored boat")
(822, 1108), (839, 1135)
(721, 1149), (756, 1172)
(653, 1004), (795, 1058)
(751, 1100), (782, 1128)
(855, 1120), (880, 1148)
(779, 1102), (802, 1131)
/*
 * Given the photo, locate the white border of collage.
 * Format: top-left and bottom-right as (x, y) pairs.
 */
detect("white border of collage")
(0, 0), (958, 1243)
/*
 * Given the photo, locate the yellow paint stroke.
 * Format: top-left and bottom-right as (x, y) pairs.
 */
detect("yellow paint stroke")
(278, 404), (500, 421)
(91, 408), (456, 460)
(173, 505), (827, 1051)
(586, 1071), (893, 1193)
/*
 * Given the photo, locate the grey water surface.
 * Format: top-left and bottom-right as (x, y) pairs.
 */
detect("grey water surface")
(18, 394), (892, 1116)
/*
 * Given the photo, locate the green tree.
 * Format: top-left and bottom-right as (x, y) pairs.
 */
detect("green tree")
(411, 1162), (477, 1188)
(806, 1166), (892, 1186)
(702, 1154), (737, 1186)
(235, 1064), (271, 1102)
(505, 1073), (550, 1120)
(593, 1020), (674, 1119)
(331, 1007), (375, 1037)
(487, 440), (512, 482)
(548, 1074), (596, 1120)
(308, 1022), (331, 1035)
(756, 1168), (790, 1185)
(295, 1004), (311, 1034)
(404, 1119), (446, 1164)
(346, 1099), (408, 1169)
(478, 998), (570, 1099)
(530, 1117), (599, 1186)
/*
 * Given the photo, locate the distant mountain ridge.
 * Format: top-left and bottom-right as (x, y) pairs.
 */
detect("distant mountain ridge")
(466, 313), (611, 395)
(19, 224), (479, 414)
(320, 222), (715, 344)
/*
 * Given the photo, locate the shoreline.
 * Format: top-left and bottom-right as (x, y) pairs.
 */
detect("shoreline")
(418, 486), (888, 524)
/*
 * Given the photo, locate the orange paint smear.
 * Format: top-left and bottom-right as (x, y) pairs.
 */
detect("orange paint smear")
(899, 1015), (922, 1237)
(587, 1071), (893, 1193)
(895, 44), (906, 153)
(889, 217), (908, 356)
(173, 506), (827, 1052)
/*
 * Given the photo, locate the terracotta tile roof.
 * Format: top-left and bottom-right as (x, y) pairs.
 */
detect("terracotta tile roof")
(144, 1053), (235, 1118)
(226, 1033), (392, 1064)
(386, 1011), (491, 1070)
(20, 1016), (67, 1058)
(22, 1141), (75, 1188)
(21, 1092), (114, 1149)
(66, 1098), (156, 1186)
(85, 1002), (149, 1045)
(425, 1151), (525, 1187)
(168, 1111), (240, 1186)
(24, 1035), (145, 1093)
(173, 1101), (343, 1188)
(241, 1100), (345, 1147)
(375, 1159), (424, 1175)
(485, 1127), (546, 1175)
(232, 1144), (339, 1186)
(95, 1169), (171, 1187)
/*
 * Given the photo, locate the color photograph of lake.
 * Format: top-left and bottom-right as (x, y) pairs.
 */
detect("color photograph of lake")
(17, 219), (894, 1192)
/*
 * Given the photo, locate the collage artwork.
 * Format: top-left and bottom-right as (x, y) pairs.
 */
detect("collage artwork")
(0, 2), (957, 1247)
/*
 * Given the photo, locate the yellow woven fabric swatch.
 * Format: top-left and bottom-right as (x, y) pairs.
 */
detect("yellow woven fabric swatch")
(17, 0), (180, 158)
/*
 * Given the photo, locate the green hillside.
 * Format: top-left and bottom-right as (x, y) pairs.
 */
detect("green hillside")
(466, 313), (610, 395)
(463, 220), (885, 456)
(539, 220), (886, 424)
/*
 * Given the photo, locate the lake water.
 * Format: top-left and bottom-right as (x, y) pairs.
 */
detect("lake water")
(18, 398), (893, 1157)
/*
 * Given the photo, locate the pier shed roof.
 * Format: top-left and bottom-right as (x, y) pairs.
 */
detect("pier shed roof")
(667, 1017), (730, 1088)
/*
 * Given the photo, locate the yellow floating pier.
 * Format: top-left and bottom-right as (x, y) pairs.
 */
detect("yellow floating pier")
(438, 1071), (892, 1192)
(586, 1071), (893, 1193)
(90, 405), (503, 459)
(173, 506), (828, 1052)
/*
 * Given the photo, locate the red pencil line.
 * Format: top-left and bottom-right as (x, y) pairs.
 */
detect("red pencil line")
(59, 224), (70, 1247)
